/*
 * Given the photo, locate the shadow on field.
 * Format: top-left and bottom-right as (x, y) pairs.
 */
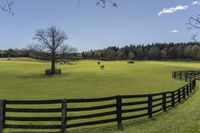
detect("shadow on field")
(16, 72), (72, 79)
(68, 115), (165, 133)
(4, 117), (159, 133)
(5, 131), (60, 133)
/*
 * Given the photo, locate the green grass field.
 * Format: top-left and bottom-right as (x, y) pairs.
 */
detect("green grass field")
(0, 58), (200, 132)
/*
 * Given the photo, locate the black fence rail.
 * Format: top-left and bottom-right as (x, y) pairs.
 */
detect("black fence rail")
(172, 70), (200, 81)
(0, 80), (196, 133)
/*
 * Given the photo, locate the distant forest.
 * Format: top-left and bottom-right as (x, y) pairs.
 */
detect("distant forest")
(1, 42), (200, 60)
(0, 49), (29, 58)
(82, 42), (200, 60)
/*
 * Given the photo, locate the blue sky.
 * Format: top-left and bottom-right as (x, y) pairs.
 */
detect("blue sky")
(0, 0), (200, 51)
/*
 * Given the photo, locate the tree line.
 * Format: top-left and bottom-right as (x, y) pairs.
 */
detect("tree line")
(0, 49), (29, 58)
(0, 48), (80, 60)
(82, 42), (200, 60)
(2, 42), (200, 61)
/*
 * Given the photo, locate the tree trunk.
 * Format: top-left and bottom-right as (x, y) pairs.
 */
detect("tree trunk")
(51, 59), (56, 74)
(51, 50), (56, 74)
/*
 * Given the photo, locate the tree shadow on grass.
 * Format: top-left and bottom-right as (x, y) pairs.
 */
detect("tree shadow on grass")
(15, 72), (72, 80)
(8, 131), (60, 133)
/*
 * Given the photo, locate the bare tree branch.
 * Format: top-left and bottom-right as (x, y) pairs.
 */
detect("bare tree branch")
(34, 30), (53, 49)
(0, 0), (13, 14)
(187, 15), (200, 29)
(56, 45), (77, 59)
(191, 33), (198, 43)
(187, 15), (200, 42)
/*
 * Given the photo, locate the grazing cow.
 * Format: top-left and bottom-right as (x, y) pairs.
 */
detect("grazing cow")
(101, 65), (105, 70)
(97, 62), (101, 65)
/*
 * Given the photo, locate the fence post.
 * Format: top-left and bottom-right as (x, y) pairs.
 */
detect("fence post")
(174, 72), (177, 79)
(178, 89), (181, 103)
(185, 72), (187, 81)
(193, 80), (196, 88)
(192, 80), (194, 91)
(148, 95), (152, 118)
(61, 99), (67, 133)
(183, 88), (186, 100)
(172, 72), (175, 78)
(162, 93), (166, 112)
(171, 92), (175, 107)
(186, 85), (189, 96)
(0, 100), (5, 133)
(189, 82), (192, 93)
(116, 96), (122, 128)
(190, 74), (192, 82)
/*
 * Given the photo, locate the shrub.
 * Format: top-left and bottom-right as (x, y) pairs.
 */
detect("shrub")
(45, 69), (61, 75)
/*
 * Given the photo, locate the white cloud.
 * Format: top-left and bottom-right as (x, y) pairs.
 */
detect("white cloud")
(168, 30), (179, 33)
(158, 5), (189, 16)
(192, 1), (200, 5)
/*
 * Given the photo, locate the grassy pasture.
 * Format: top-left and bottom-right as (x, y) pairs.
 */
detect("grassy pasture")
(0, 58), (188, 99)
(0, 58), (200, 132)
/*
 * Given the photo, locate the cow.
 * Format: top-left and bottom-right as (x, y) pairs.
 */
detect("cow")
(101, 65), (105, 70)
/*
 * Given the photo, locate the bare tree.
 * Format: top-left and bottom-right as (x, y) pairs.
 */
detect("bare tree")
(0, 0), (13, 14)
(33, 26), (77, 74)
(187, 15), (200, 42)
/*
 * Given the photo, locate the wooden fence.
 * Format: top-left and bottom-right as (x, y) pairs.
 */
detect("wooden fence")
(0, 79), (196, 132)
(172, 70), (200, 81)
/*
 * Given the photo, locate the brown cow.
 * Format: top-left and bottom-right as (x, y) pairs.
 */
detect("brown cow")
(101, 65), (105, 70)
